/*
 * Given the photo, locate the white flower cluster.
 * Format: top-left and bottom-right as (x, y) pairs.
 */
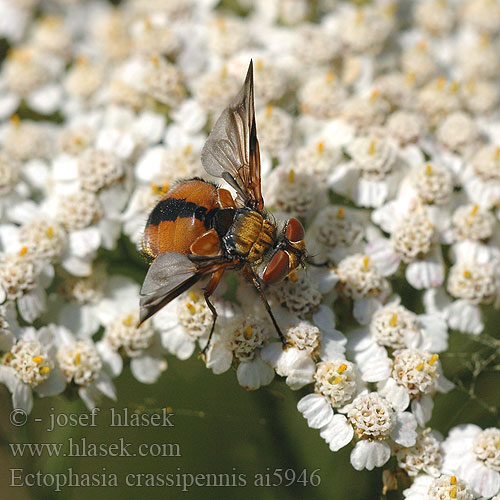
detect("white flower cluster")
(0, 0), (499, 497)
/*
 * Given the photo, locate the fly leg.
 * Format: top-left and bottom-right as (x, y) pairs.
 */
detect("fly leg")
(200, 267), (225, 356)
(243, 266), (288, 348)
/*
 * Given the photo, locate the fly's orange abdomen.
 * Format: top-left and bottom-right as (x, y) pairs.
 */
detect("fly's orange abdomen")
(142, 179), (219, 258)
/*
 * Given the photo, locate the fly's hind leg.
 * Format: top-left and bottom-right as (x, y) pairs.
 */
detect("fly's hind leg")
(243, 266), (288, 348)
(200, 267), (225, 356)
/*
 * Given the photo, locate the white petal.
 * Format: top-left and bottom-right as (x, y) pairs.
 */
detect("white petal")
(423, 287), (451, 314)
(236, 356), (274, 390)
(13, 382), (33, 414)
(17, 287), (46, 323)
(35, 369), (66, 397)
(377, 378), (410, 412)
(259, 342), (282, 368)
(355, 178), (388, 208)
(411, 395), (433, 426)
(96, 341), (123, 377)
(53, 154), (79, 181)
(94, 371), (117, 401)
(405, 258), (444, 289)
(135, 146), (166, 182)
(0, 92), (19, 119)
(96, 128), (136, 159)
(61, 253), (93, 276)
(130, 355), (167, 384)
(0, 365), (18, 392)
(446, 300), (484, 335)
(353, 298), (382, 325)
(69, 227), (101, 258)
(355, 342), (393, 383)
(350, 440), (390, 470)
(60, 303), (100, 337)
(365, 239), (401, 276)
(312, 305), (336, 330)
(270, 347), (315, 390)
(371, 200), (401, 233)
(205, 339), (232, 374)
(132, 111), (166, 145)
(391, 411), (417, 447)
(26, 83), (62, 114)
(403, 474), (434, 499)
(417, 313), (449, 352)
(320, 328), (347, 361)
(78, 386), (99, 410)
(462, 460), (500, 498)
(297, 394), (333, 429)
(161, 329), (195, 361)
(321, 119), (355, 148)
(171, 99), (206, 133)
(319, 414), (354, 451)
(283, 353), (315, 390)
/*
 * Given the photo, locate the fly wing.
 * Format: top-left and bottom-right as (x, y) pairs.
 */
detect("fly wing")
(201, 60), (264, 211)
(139, 252), (202, 325)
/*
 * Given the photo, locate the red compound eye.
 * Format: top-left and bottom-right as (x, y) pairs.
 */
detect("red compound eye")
(286, 218), (305, 242)
(262, 250), (290, 284)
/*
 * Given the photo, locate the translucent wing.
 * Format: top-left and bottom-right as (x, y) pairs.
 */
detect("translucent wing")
(138, 252), (232, 325)
(139, 252), (202, 325)
(201, 61), (264, 211)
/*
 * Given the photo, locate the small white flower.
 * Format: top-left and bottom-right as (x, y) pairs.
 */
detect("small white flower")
(337, 390), (417, 470)
(192, 67), (239, 115)
(378, 348), (453, 425)
(442, 424), (500, 498)
(298, 71), (347, 119)
(447, 260), (500, 306)
(307, 205), (367, 265)
(314, 360), (358, 408)
(411, 163), (454, 206)
(401, 39), (439, 85)
(369, 201), (445, 289)
(1, 117), (55, 162)
(462, 145), (500, 209)
(55, 326), (116, 410)
(403, 474), (475, 500)
(451, 204), (496, 242)
(78, 148), (125, 192)
(156, 288), (231, 361)
(206, 313), (274, 390)
(461, 0), (500, 34)
(414, 0), (455, 36)
(417, 78), (461, 127)
(386, 110), (427, 146)
(461, 78), (499, 116)
(0, 326), (65, 413)
(337, 4), (394, 54)
(96, 276), (166, 384)
(293, 24), (340, 66)
(395, 428), (443, 478)
(337, 254), (389, 301)
(269, 270), (323, 318)
(263, 165), (327, 219)
(330, 135), (403, 208)
(436, 112), (478, 155)
(0, 250), (51, 322)
(137, 56), (186, 108)
(255, 105), (293, 159)
(129, 13), (180, 57)
(207, 15), (250, 59)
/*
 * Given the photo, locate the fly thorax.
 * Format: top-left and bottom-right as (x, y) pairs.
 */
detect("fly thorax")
(223, 208), (276, 263)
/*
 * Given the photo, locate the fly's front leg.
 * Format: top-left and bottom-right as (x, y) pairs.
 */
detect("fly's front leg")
(243, 266), (288, 348)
